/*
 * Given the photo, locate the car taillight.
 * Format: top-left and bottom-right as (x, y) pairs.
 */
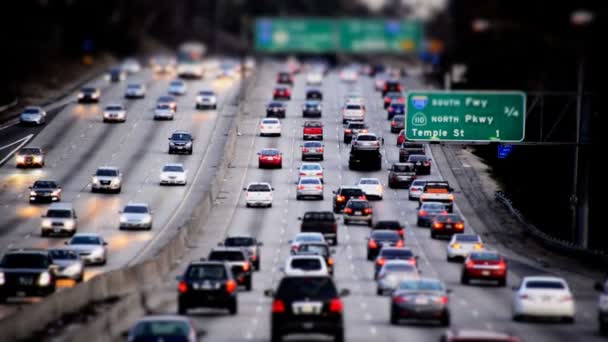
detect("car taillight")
(226, 280), (237, 294)
(178, 281), (188, 293)
(318, 147), (324, 152)
(398, 229), (404, 237)
(250, 254), (257, 261)
(316, 172), (323, 176)
(474, 243), (484, 250)
(424, 161), (430, 166)
(327, 257), (334, 265)
(391, 121), (397, 126)
(560, 295), (573, 302)
(242, 262), (251, 272)
(359, 195), (366, 199)
(465, 260), (475, 269)
(398, 98), (405, 103)
(302, 148), (309, 152)
(272, 299), (285, 313)
(376, 258), (385, 266)
(384, 97), (390, 102)
(519, 294), (529, 300)
(388, 107), (394, 112)
(451, 243), (461, 249)
(298, 185), (305, 190)
(396, 240), (404, 247)
(368, 239), (378, 248)
(407, 258), (416, 266)
(393, 296), (407, 304)
(300, 172), (306, 176)
(333, 223), (337, 231)
(260, 124), (264, 129)
(329, 298), (343, 313)
(498, 260), (506, 269)
(433, 223), (443, 230)
(455, 223), (464, 230)
(344, 129), (352, 133)
(436, 296), (449, 305)
(273, 90), (278, 95)
(315, 185), (322, 190)
(419, 210), (427, 216)
(363, 208), (372, 214)
(361, 129), (368, 133)
(337, 195), (346, 202)
(383, 85), (388, 90)
(344, 207), (353, 214)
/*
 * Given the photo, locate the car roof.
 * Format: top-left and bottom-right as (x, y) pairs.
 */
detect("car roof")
(383, 259), (415, 266)
(339, 185), (362, 190)
(24, 106), (42, 111)
(6, 248), (49, 255)
(48, 202), (74, 210)
(172, 130), (192, 135)
(522, 276), (567, 282)
(105, 103), (124, 108)
(371, 229), (399, 236)
(393, 162), (414, 167)
(359, 177), (379, 181)
(163, 163), (184, 167)
(72, 233), (102, 238)
(124, 202), (149, 208)
(97, 166), (119, 171)
(295, 232), (324, 237)
(136, 315), (192, 323)
(380, 247), (412, 253)
(356, 133), (377, 138)
(210, 247), (246, 253)
(188, 260), (227, 267)
(288, 254), (324, 260)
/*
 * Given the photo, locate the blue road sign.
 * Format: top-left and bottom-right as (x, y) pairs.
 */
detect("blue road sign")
(498, 144), (513, 159)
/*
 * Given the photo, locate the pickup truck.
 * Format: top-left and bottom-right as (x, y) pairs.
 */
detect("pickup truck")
(418, 181), (454, 212)
(299, 211), (338, 245)
(303, 121), (323, 140)
(399, 142), (425, 162)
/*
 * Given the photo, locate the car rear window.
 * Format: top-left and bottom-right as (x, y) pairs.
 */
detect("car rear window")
(398, 279), (444, 291)
(303, 212), (335, 221)
(348, 123), (366, 129)
(340, 188), (363, 196)
(372, 231), (399, 240)
(380, 249), (413, 258)
(1, 254), (49, 268)
(301, 164), (321, 171)
(470, 252), (500, 261)
(455, 235), (480, 242)
(262, 119), (279, 124)
(392, 116), (405, 122)
(224, 237), (255, 246)
(411, 180), (426, 187)
(186, 264), (227, 280)
(298, 244), (329, 257)
(133, 321), (190, 338)
(408, 155), (428, 162)
(303, 142), (322, 147)
(262, 150), (279, 156)
(525, 281), (565, 289)
(248, 184), (271, 192)
(359, 179), (379, 185)
(304, 121), (322, 127)
(268, 102), (283, 107)
(290, 258), (322, 271)
(300, 178), (321, 185)
(357, 135), (377, 141)
(347, 201), (369, 209)
(385, 264), (416, 272)
(421, 203), (445, 210)
(393, 165), (414, 172)
(296, 235), (323, 242)
(346, 105), (362, 110)
(436, 214), (462, 222)
(276, 277), (337, 301)
(200, 91), (214, 96)
(208, 251), (246, 261)
(49, 250), (78, 260)
(105, 106), (123, 111)
(374, 221), (401, 229)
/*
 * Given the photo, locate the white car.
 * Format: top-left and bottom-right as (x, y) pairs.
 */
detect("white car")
(160, 163), (187, 185)
(289, 233), (326, 254)
(306, 71), (323, 85)
(446, 234), (484, 261)
(125, 83), (146, 98)
(298, 163), (323, 182)
(119, 203), (153, 230)
(91, 166), (122, 193)
(196, 90), (217, 110)
(121, 58), (141, 74)
(376, 260), (420, 295)
(260, 118), (281, 137)
(340, 68), (359, 82)
(65, 233), (108, 265)
(283, 255), (329, 276)
(408, 180), (427, 201)
(103, 104), (127, 123)
(154, 104), (175, 120)
(244, 182), (273, 208)
(512, 276), (575, 322)
(168, 79), (187, 95)
(296, 177), (323, 200)
(358, 178), (383, 200)
(19, 106), (46, 125)
(352, 133), (381, 151)
(342, 102), (365, 123)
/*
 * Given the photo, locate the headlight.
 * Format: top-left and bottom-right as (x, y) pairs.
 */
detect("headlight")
(209, 96), (217, 103)
(63, 263), (82, 277)
(42, 219), (52, 228)
(185, 142), (192, 147)
(64, 221), (75, 229)
(110, 178), (120, 186)
(52, 189), (61, 196)
(120, 215), (128, 223)
(30, 191), (37, 196)
(142, 216), (152, 224)
(92, 176), (99, 184)
(90, 248), (103, 257)
(38, 272), (51, 287)
(0, 272), (5, 285)
(16, 156), (25, 163)
(78, 93), (84, 99)
(33, 156), (42, 163)
(196, 96), (203, 102)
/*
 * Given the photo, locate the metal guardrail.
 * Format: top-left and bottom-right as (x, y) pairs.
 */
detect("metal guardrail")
(495, 191), (608, 265)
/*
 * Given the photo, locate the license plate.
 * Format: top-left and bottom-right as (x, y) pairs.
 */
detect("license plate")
(54, 227), (60, 233)
(482, 270), (490, 276)
(301, 304), (314, 314)
(355, 211), (362, 215)
(16, 291), (26, 297)
(445, 224), (453, 229)
(415, 297), (429, 305)
(302, 322), (314, 329)
(202, 282), (213, 290)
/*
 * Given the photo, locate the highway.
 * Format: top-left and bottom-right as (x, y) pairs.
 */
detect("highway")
(114, 63), (604, 341)
(0, 66), (242, 318)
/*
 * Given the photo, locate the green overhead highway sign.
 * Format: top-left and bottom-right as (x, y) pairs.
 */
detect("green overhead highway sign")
(405, 91), (526, 142)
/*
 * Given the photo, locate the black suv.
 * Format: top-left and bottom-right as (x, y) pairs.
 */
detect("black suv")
(366, 230), (404, 261)
(0, 249), (57, 301)
(168, 131), (193, 154)
(373, 220), (405, 239)
(220, 236), (263, 271)
(343, 121), (368, 143)
(332, 186), (366, 213)
(208, 247), (253, 291)
(388, 162), (417, 188)
(302, 100), (322, 117)
(266, 101), (286, 118)
(382, 80), (402, 96)
(265, 276), (349, 342)
(176, 261), (238, 315)
(399, 142), (425, 162)
(299, 211), (339, 246)
(306, 88), (323, 100)
(408, 154), (432, 175)
(29, 180), (61, 203)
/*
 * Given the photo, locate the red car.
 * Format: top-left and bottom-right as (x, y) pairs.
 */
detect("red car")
(396, 130), (405, 145)
(303, 121), (323, 140)
(258, 148), (283, 169)
(461, 251), (507, 286)
(273, 86), (291, 100)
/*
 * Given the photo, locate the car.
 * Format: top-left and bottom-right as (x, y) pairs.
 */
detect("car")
(40, 202), (78, 237)
(124, 83), (146, 99)
(595, 280), (608, 334)
(376, 260), (420, 295)
(303, 120), (323, 140)
(168, 131), (194, 154)
(196, 90), (217, 109)
(417, 202), (448, 227)
(374, 248), (418, 280)
(260, 118), (281, 137)
(342, 102), (365, 123)
(176, 261), (238, 315)
(150, 56), (177, 74)
(351, 133), (381, 151)
(265, 276), (348, 342)
(276, 71), (293, 86)
(283, 255), (329, 277)
(390, 278), (450, 326)
(343, 199), (373, 226)
(343, 121), (368, 143)
(208, 247), (253, 291)
(431, 213), (465, 239)
(367, 230), (404, 261)
(29, 180), (61, 203)
(273, 86), (291, 100)
(296, 177), (323, 200)
(306, 70), (323, 85)
(390, 115), (405, 133)
(244, 182), (273, 208)
(374, 73), (389, 91)
(332, 186), (365, 213)
(156, 95), (177, 111)
(419, 181), (454, 212)
(159, 163), (187, 185)
(153, 103), (175, 120)
(168, 79), (187, 95)
(357, 178), (383, 200)
(295, 243), (334, 275)
(119, 203), (153, 230)
(298, 163), (323, 182)
(121, 58), (141, 74)
(373, 220), (405, 239)
(102, 103), (127, 123)
(387, 103), (405, 120)
(388, 163), (416, 188)
(65, 233), (108, 265)
(106, 67), (126, 82)
(349, 148), (382, 171)
(289, 232), (326, 254)
(78, 87), (100, 103)
(221, 236), (263, 271)
(301, 141), (324, 161)
(383, 91), (405, 109)
(266, 101), (286, 118)
(258, 148), (283, 169)
(91, 166), (122, 193)
(299, 212), (339, 246)
(399, 142), (425, 162)
(306, 88), (323, 100)
(124, 315), (199, 342)
(512, 276), (575, 322)
(446, 234), (484, 262)
(408, 154), (432, 175)
(340, 68), (358, 82)
(19, 106), (46, 125)
(0, 249), (57, 301)
(382, 80), (403, 96)
(48, 248), (84, 282)
(15, 147), (45, 168)
(344, 92), (365, 104)
(461, 251), (507, 286)
(440, 330), (521, 342)
(302, 100), (322, 117)
(396, 129), (406, 145)
(408, 180), (427, 201)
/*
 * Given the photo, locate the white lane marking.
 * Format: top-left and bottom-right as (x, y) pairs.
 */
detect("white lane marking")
(0, 134), (34, 165)
(256, 306), (262, 313)
(0, 118), (20, 131)
(370, 327), (377, 335)
(244, 332), (253, 339)
(360, 302), (367, 309)
(459, 299), (468, 306)
(365, 313), (372, 321)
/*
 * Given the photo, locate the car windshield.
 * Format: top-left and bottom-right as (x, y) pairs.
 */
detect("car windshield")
(33, 181), (57, 188)
(300, 178), (320, 185)
(170, 81), (183, 86)
(357, 135), (377, 141)
(186, 265), (227, 280)
(133, 321), (190, 338)
(408, 155), (428, 162)
(163, 165), (184, 172)
(70, 236), (101, 245)
(346, 105), (361, 110)
(470, 252), (500, 261)
(301, 165), (321, 171)
(359, 179), (379, 185)
(105, 106), (123, 111)
(224, 237), (255, 247)
(46, 210), (72, 218)
(262, 150), (279, 156)
(347, 201), (368, 209)
(372, 232), (399, 240)
(157, 104), (172, 110)
(436, 214), (462, 222)
(305, 102), (320, 107)
(296, 235), (323, 242)
(49, 250), (78, 260)
(525, 281), (566, 289)
(375, 221), (401, 229)
(200, 91), (214, 96)
(1, 254), (48, 268)
(393, 165), (414, 172)
(268, 102), (283, 108)
(421, 203), (445, 210)
(276, 277), (337, 301)
(455, 235), (480, 242)
(298, 244), (329, 257)
(23, 108), (40, 114)
(381, 249), (413, 258)
(339, 188), (363, 196)
(19, 148), (41, 155)
(290, 258), (322, 271)
(248, 184), (271, 192)
(393, 116), (405, 122)
(208, 251), (245, 261)
(158, 96), (174, 102)
(411, 180), (426, 187)
(124, 206), (148, 214)
(171, 133), (191, 141)
(348, 123), (366, 129)
(262, 119), (279, 124)
(96, 169), (118, 176)
(82, 87), (96, 93)
(127, 84), (141, 89)
(399, 280), (444, 291)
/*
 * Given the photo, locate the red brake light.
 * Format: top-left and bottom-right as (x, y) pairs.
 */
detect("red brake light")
(433, 223), (443, 230)
(465, 260), (475, 269)
(327, 257), (334, 265)
(250, 254), (257, 261)
(226, 280), (237, 294)
(398, 98), (405, 103)
(314, 185), (322, 190)
(437, 296), (449, 305)
(329, 298), (343, 312)
(178, 281), (188, 293)
(363, 208), (372, 214)
(396, 240), (404, 247)
(498, 260), (507, 269)
(455, 223), (464, 230)
(302, 148), (309, 152)
(337, 195), (346, 202)
(344, 129), (352, 133)
(391, 121), (397, 126)
(344, 207), (352, 214)
(318, 147), (324, 152)
(242, 262), (251, 272)
(419, 210), (427, 216)
(298, 185), (305, 190)
(393, 296), (407, 304)
(359, 195), (366, 199)
(272, 299), (285, 313)
(388, 107), (394, 112)
(398, 229), (404, 237)
(376, 258), (385, 266)
(368, 239), (378, 249)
